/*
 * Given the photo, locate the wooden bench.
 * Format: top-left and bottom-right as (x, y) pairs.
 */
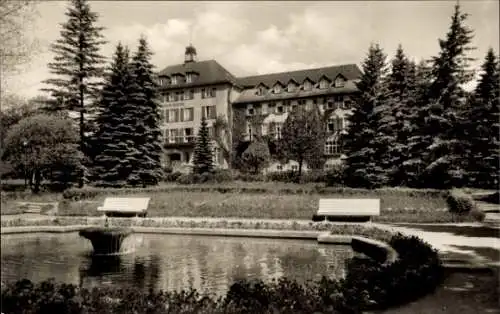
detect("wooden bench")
(97, 197), (150, 218)
(312, 198), (380, 222)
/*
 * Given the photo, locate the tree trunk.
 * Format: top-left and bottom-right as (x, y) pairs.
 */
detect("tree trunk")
(31, 169), (41, 194)
(297, 158), (303, 183)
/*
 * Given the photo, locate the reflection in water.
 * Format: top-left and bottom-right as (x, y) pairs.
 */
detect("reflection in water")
(1, 233), (354, 295)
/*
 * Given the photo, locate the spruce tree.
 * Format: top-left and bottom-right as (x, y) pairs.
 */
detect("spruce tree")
(92, 43), (137, 187)
(343, 44), (390, 188)
(465, 49), (499, 188)
(192, 116), (213, 174)
(127, 37), (163, 186)
(417, 4), (475, 188)
(386, 45), (418, 186)
(42, 0), (106, 187)
(404, 60), (433, 187)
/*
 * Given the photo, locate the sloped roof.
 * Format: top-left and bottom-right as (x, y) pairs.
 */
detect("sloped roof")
(236, 64), (361, 88)
(233, 80), (358, 104)
(157, 60), (237, 88)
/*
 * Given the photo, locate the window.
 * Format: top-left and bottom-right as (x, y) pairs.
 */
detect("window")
(335, 76), (346, 87)
(181, 108), (194, 122)
(185, 128), (194, 142)
(268, 102), (276, 113)
(334, 95), (344, 109)
(209, 88), (216, 98)
(168, 109), (180, 123)
(171, 76), (178, 85)
(173, 91), (183, 102)
(287, 82), (296, 92)
(201, 88), (216, 99)
(327, 116), (344, 133)
(277, 165), (283, 171)
(276, 105), (284, 114)
(202, 105), (216, 119)
(169, 129), (180, 143)
(186, 73), (193, 83)
(298, 99), (306, 106)
(163, 93), (170, 102)
(273, 84), (282, 94)
(261, 103), (268, 115)
(291, 165), (298, 171)
(159, 109), (166, 123)
(303, 80), (312, 91)
(274, 123), (283, 139)
(184, 89), (194, 100)
(247, 124), (253, 141)
(326, 101), (334, 109)
(319, 79), (329, 89)
(325, 138), (340, 155)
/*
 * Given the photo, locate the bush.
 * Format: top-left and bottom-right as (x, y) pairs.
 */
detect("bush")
(176, 173), (194, 185)
(325, 165), (345, 187)
(164, 171), (182, 182)
(446, 189), (478, 214)
(211, 169), (233, 183)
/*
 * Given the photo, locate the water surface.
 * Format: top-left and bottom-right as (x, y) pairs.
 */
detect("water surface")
(1, 233), (354, 295)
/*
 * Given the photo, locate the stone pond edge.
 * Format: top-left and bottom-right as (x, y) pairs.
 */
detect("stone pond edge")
(2, 221), (493, 271)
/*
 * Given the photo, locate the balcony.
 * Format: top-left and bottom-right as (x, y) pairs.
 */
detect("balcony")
(163, 136), (196, 147)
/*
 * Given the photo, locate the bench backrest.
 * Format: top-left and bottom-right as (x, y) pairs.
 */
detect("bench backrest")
(97, 197), (150, 213)
(318, 198), (380, 216)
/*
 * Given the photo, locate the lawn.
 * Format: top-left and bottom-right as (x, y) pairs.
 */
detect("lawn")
(1, 182), (483, 223)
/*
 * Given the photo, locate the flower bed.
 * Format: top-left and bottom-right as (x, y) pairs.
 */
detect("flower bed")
(0, 227), (444, 314)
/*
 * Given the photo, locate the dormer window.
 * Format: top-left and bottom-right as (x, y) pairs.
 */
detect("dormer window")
(273, 83), (283, 94)
(335, 75), (346, 87)
(319, 78), (330, 89)
(171, 75), (178, 85)
(287, 81), (297, 92)
(303, 79), (313, 91)
(186, 73), (193, 83)
(256, 84), (267, 96)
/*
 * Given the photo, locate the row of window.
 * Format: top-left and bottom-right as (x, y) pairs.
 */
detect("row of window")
(161, 87), (216, 102)
(275, 161), (341, 172)
(246, 116), (347, 142)
(163, 127), (215, 144)
(257, 76), (347, 96)
(246, 96), (351, 116)
(160, 105), (217, 123)
(158, 72), (199, 86)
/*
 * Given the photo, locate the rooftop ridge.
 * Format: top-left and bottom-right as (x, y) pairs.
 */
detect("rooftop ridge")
(236, 63), (360, 80)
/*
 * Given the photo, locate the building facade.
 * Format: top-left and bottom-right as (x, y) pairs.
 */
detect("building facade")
(157, 46), (361, 172)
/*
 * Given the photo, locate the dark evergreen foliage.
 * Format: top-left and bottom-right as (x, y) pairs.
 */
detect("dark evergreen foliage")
(41, 0), (106, 187)
(91, 43), (137, 187)
(343, 44), (391, 188)
(127, 37), (164, 186)
(192, 116), (214, 174)
(414, 4), (476, 188)
(464, 49), (499, 188)
(386, 45), (418, 186)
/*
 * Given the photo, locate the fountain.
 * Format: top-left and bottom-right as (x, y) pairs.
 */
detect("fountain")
(79, 218), (133, 255)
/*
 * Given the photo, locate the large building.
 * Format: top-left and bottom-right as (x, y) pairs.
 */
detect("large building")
(157, 46), (361, 172)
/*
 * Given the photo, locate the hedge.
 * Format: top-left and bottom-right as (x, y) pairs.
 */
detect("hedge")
(1, 232), (443, 314)
(60, 185), (448, 201)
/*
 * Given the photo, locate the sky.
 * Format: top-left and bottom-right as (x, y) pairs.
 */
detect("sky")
(5, 0), (500, 99)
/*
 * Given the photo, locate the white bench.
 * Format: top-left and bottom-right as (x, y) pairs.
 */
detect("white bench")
(97, 197), (150, 217)
(313, 198), (380, 222)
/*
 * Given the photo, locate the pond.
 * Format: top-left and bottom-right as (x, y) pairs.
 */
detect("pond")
(0, 233), (355, 295)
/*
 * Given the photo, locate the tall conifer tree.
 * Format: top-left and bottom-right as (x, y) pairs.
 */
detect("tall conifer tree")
(464, 49), (499, 188)
(42, 0), (106, 187)
(417, 4), (475, 188)
(192, 116), (214, 175)
(386, 45), (418, 185)
(343, 44), (390, 188)
(128, 37), (163, 186)
(92, 43), (137, 187)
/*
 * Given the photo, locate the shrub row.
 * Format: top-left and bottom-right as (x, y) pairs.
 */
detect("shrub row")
(61, 185), (447, 201)
(163, 169), (344, 185)
(0, 233), (443, 314)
